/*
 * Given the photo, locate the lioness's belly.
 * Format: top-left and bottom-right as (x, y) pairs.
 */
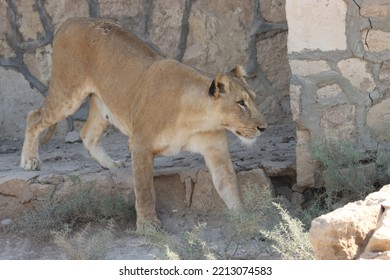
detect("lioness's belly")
(94, 95), (130, 136)
(94, 93), (191, 156)
(152, 133), (190, 156)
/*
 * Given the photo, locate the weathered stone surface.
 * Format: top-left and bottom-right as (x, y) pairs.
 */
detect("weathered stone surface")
(366, 98), (390, 141)
(296, 130), (315, 188)
(65, 130), (82, 143)
(289, 60), (331, 77)
(291, 191), (305, 207)
(317, 84), (343, 100)
(0, 179), (27, 219)
(364, 209), (390, 253)
(191, 170), (224, 212)
(365, 185), (390, 206)
(360, 251), (390, 260)
(0, 179), (26, 197)
(29, 183), (55, 201)
(289, 84), (301, 122)
(321, 105), (357, 141)
(310, 203), (381, 259)
(257, 31), (290, 94)
(363, 29), (390, 53)
(337, 58), (375, 93)
(45, 0), (89, 32)
(379, 61), (390, 83)
(250, 83), (285, 124)
(148, 0), (184, 58)
(155, 175), (187, 213)
(260, 0), (286, 23)
(0, 68), (44, 137)
(191, 168), (274, 212)
(0, 195), (23, 220)
(361, 0), (390, 18)
(23, 45), (52, 86)
(20, 183), (55, 203)
(0, 0), (14, 58)
(286, 0), (347, 52)
(183, 0), (252, 73)
(98, 0), (143, 19)
(16, 0), (45, 40)
(310, 184), (390, 260)
(237, 169), (274, 194)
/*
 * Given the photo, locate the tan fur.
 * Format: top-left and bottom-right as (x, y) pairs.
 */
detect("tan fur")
(20, 18), (268, 229)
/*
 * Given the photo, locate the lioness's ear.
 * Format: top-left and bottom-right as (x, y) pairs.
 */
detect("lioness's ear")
(230, 65), (247, 78)
(209, 74), (230, 97)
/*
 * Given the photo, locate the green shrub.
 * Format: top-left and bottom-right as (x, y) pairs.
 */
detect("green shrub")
(311, 140), (377, 212)
(260, 203), (314, 260)
(223, 182), (277, 257)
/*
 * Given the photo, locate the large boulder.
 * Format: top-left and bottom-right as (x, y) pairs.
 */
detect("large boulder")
(309, 185), (390, 260)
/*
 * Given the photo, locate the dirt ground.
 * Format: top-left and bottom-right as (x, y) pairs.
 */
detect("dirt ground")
(0, 121), (296, 260)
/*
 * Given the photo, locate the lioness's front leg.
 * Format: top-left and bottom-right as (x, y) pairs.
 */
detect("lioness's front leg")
(193, 132), (241, 209)
(130, 146), (160, 230)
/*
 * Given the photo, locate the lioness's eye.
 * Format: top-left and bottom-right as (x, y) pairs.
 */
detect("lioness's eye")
(237, 100), (246, 108)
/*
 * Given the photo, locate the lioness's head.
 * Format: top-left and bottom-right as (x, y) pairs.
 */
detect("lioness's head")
(208, 66), (267, 144)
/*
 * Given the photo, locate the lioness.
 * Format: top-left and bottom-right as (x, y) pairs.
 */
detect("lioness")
(20, 18), (267, 229)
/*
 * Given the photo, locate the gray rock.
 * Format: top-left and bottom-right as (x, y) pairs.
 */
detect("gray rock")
(65, 131), (82, 143)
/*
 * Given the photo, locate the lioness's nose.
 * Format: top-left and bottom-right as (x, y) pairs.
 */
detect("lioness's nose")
(257, 126), (266, 132)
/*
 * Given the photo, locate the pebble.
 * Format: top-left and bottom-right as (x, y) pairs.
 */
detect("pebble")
(0, 218), (13, 226)
(65, 131), (82, 143)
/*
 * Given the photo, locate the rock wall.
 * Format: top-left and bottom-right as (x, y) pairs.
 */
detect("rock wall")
(0, 166), (274, 221)
(0, 0), (291, 138)
(287, 0), (390, 189)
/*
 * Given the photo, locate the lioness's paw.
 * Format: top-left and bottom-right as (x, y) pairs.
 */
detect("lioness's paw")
(136, 218), (162, 235)
(112, 160), (126, 169)
(99, 160), (125, 170)
(20, 157), (41, 171)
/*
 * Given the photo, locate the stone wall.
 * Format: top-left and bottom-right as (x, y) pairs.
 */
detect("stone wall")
(0, 0), (291, 138)
(287, 0), (390, 189)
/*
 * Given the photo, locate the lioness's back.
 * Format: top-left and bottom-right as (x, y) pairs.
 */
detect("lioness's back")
(49, 17), (165, 115)
(53, 17), (162, 66)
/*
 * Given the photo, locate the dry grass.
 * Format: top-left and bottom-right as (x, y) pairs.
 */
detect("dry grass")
(52, 221), (114, 259)
(260, 203), (314, 260)
(11, 181), (135, 242)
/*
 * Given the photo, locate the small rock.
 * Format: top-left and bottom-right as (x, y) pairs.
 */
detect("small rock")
(281, 136), (295, 143)
(0, 145), (18, 154)
(292, 183), (306, 193)
(65, 131), (82, 143)
(291, 191), (305, 207)
(1, 218), (13, 226)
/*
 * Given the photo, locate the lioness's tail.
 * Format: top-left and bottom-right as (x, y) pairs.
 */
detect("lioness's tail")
(40, 123), (57, 145)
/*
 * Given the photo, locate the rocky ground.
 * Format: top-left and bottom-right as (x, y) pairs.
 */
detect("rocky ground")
(0, 121), (296, 260)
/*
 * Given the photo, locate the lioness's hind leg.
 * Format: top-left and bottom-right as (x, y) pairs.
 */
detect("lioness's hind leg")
(80, 95), (125, 169)
(21, 89), (87, 170)
(20, 108), (46, 170)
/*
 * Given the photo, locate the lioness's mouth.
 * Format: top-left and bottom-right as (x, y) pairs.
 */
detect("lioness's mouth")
(235, 130), (257, 139)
